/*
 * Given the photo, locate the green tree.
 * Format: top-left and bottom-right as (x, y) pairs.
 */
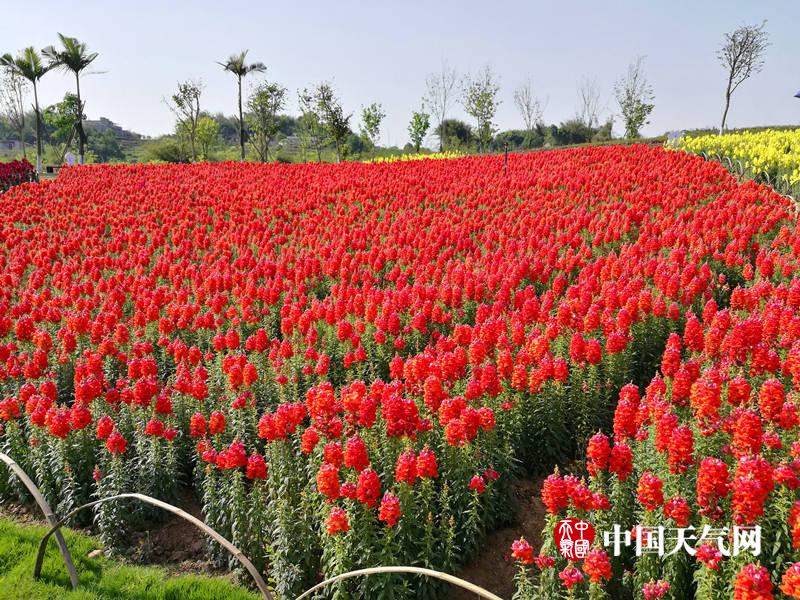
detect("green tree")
(461, 66), (501, 153)
(165, 80), (202, 162)
(298, 89), (325, 163)
(0, 67), (27, 159)
(718, 21), (769, 134)
(42, 93), (84, 161)
(614, 57), (654, 139)
(88, 128), (124, 162)
(42, 34), (99, 165)
(407, 108), (430, 152)
(246, 81), (287, 161)
(359, 102), (385, 156)
(435, 118), (473, 151)
(305, 82), (351, 163)
(0, 48), (52, 172)
(195, 115), (220, 161)
(219, 50), (266, 160)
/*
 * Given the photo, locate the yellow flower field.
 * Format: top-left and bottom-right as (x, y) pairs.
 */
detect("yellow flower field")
(366, 151), (462, 163)
(676, 129), (800, 190)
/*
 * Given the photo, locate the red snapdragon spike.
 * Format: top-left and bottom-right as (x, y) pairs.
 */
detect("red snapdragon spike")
(1, 146), (799, 598)
(733, 564), (774, 600)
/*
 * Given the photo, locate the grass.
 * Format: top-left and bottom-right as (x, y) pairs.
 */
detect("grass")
(0, 516), (260, 600)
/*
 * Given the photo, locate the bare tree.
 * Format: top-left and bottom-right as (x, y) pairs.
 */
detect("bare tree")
(513, 78), (544, 133)
(0, 68), (27, 159)
(718, 21), (769, 134)
(424, 62), (457, 151)
(614, 57), (655, 139)
(165, 80), (203, 162)
(576, 77), (602, 128)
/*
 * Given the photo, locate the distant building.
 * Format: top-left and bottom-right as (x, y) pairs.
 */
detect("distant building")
(0, 140), (25, 152)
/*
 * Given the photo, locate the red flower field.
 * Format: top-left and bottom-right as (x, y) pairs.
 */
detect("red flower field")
(1, 146), (798, 598)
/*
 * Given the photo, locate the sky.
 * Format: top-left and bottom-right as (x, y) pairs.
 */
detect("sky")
(3, 0), (799, 146)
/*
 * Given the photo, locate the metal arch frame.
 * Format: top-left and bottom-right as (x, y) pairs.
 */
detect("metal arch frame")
(32, 492), (274, 600)
(295, 566), (505, 600)
(0, 451), (80, 589)
(3, 454), (503, 600)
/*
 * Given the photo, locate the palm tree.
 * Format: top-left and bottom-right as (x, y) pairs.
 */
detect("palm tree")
(219, 51), (266, 161)
(43, 34), (98, 165)
(0, 48), (52, 173)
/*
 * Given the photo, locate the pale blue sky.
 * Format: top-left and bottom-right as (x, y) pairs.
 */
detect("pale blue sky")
(3, 0), (799, 145)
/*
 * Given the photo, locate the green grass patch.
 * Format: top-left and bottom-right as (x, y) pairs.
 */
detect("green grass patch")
(0, 516), (260, 600)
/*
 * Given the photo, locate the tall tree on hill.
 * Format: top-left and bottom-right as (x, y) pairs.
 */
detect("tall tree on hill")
(308, 82), (351, 163)
(576, 77), (602, 129)
(614, 56), (655, 139)
(0, 67), (28, 159)
(408, 107), (430, 153)
(298, 89), (325, 163)
(513, 78), (545, 148)
(718, 21), (769, 134)
(359, 102), (385, 157)
(461, 66), (501, 153)
(247, 81), (287, 162)
(43, 34), (99, 165)
(165, 80), (203, 162)
(219, 50), (266, 161)
(425, 62), (457, 152)
(1, 48), (52, 173)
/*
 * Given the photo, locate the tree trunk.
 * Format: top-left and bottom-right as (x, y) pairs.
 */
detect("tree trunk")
(238, 76), (245, 161)
(75, 73), (85, 164)
(33, 82), (42, 173)
(720, 76), (733, 135)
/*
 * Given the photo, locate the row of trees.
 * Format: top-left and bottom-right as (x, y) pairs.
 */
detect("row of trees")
(1, 34), (98, 171)
(1, 22), (770, 169)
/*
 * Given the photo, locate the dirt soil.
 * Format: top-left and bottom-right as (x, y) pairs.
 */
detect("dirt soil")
(449, 478), (546, 600)
(3, 479), (546, 597)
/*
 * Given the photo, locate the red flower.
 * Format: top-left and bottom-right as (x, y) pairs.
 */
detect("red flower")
(582, 547), (612, 583)
(416, 448), (438, 479)
(208, 410), (226, 435)
(356, 468), (380, 507)
(316, 463), (340, 501)
(642, 580), (670, 600)
(781, 563), (800, 599)
(395, 450), (417, 485)
(637, 471), (664, 511)
(663, 496), (691, 527)
(106, 431), (127, 455)
(696, 543), (723, 570)
(511, 537), (534, 565)
(245, 453), (268, 480)
(96, 415), (114, 440)
(144, 418), (164, 437)
(558, 565), (584, 589)
(696, 457), (730, 521)
(300, 427), (320, 454)
(733, 563), (773, 600)
(189, 412), (206, 438)
(608, 443), (633, 481)
(586, 432), (610, 476)
(344, 436), (369, 471)
(469, 474), (486, 494)
(378, 493), (401, 527)
(325, 506), (350, 535)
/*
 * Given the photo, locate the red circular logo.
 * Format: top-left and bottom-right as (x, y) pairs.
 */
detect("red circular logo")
(554, 518), (596, 560)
